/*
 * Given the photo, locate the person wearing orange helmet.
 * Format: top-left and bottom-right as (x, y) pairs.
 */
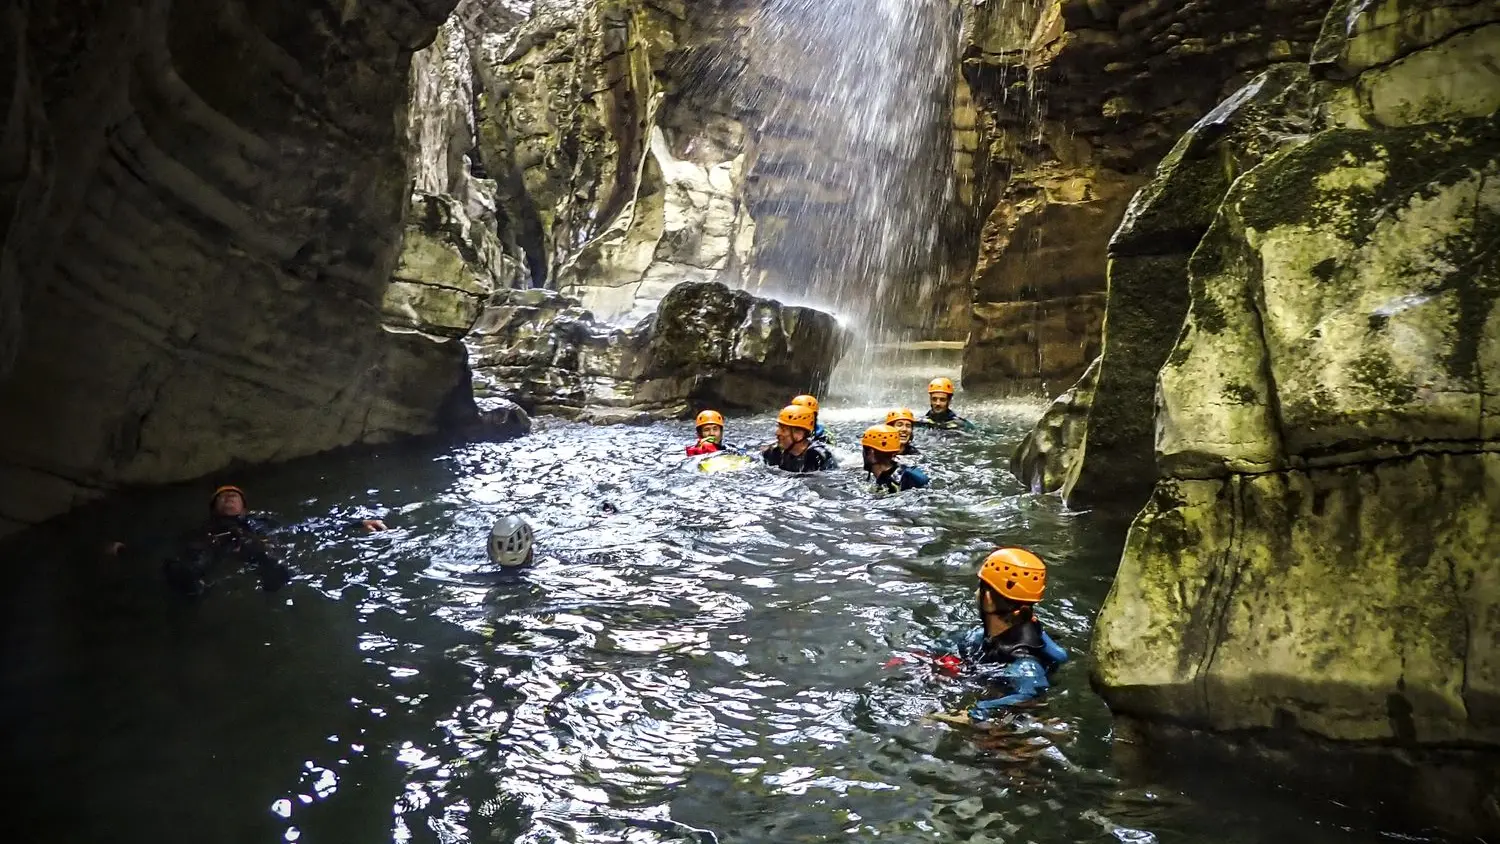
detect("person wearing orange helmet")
(790, 394), (837, 445)
(883, 408), (921, 455)
(762, 404), (837, 472)
(106, 484), (387, 597)
(685, 409), (730, 456)
(925, 547), (1068, 720)
(918, 377), (977, 431)
(860, 425), (929, 492)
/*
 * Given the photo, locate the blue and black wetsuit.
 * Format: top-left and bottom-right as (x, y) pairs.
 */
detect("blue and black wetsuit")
(919, 409), (977, 431)
(873, 464), (929, 492)
(763, 441), (838, 473)
(160, 513), (293, 596)
(931, 618), (1068, 720)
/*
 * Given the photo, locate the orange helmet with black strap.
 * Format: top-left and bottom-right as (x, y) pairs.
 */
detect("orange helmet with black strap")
(776, 404), (816, 432)
(695, 410), (725, 430)
(791, 394), (820, 413)
(979, 547), (1046, 604)
(211, 485), (245, 504)
(927, 377), (956, 396)
(860, 425), (903, 454)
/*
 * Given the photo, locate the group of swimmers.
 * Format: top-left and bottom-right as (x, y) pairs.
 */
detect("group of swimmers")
(110, 375), (1066, 723)
(684, 377), (977, 492)
(683, 377), (1066, 721)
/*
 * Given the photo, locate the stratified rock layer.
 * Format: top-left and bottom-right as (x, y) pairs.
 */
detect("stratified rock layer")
(0, 0), (462, 535)
(959, 0), (1335, 394)
(469, 281), (849, 421)
(1090, 1), (1500, 833)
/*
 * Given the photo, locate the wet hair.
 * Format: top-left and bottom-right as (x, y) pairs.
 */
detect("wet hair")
(980, 583), (1035, 621)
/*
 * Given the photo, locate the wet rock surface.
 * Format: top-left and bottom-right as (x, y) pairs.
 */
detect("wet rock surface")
(959, 0), (1336, 393)
(469, 281), (849, 421)
(1083, 1), (1500, 834)
(0, 0), (463, 536)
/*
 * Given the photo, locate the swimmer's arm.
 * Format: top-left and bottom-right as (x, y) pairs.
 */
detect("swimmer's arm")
(968, 657), (1050, 720)
(1041, 630), (1069, 665)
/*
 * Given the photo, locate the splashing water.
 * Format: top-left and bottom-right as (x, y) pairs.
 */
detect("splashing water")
(729, 0), (962, 389)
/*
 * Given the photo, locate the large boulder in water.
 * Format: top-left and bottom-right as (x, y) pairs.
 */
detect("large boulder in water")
(1090, 1), (1500, 830)
(469, 281), (850, 422)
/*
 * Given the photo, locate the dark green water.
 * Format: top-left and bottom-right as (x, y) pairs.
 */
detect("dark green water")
(1, 390), (1419, 844)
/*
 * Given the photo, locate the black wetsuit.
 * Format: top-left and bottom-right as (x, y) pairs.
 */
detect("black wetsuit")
(762, 441), (838, 473)
(160, 513), (292, 596)
(919, 409), (977, 431)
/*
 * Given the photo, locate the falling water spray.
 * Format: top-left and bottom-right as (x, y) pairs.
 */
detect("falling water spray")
(727, 0), (963, 394)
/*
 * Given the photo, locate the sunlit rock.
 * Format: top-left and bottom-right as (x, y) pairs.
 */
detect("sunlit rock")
(958, 0), (1334, 394)
(1060, 64), (1318, 509)
(1090, 2), (1500, 830)
(470, 281), (849, 421)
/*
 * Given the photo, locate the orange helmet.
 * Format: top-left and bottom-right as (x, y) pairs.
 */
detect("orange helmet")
(211, 484), (245, 503)
(791, 394), (820, 412)
(776, 404), (816, 432)
(885, 407), (916, 425)
(979, 547), (1046, 603)
(927, 377), (956, 396)
(695, 410), (725, 429)
(860, 425), (903, 453)
(209, 484), (246, 512)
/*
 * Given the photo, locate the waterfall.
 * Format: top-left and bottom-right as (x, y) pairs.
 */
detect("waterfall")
(731, 0), (963, 389)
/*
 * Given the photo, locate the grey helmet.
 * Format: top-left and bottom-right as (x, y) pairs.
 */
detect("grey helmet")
(488, 514), (535, 567)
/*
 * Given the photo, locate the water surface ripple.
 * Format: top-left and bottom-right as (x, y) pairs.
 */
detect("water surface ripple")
(1, 400), (1414, 843)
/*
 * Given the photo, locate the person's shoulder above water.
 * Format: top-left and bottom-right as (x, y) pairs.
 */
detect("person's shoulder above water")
(897, 464), (929, 490)
(806, 440), (838, 469)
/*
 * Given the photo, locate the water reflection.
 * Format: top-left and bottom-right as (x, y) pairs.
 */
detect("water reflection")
(0, 395), (1418, 844)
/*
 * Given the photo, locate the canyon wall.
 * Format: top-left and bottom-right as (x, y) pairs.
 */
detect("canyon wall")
(0, 0), (465, 536)
(1081, 1), (1500, 834)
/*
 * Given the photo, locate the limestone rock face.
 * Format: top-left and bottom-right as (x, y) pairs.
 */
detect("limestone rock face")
(0, 0), (463, 535)
(1090, 1), (1500, 832)
(959, 0), (1335, 394)
(1010, 355), (1100, 494)
(470, 281), (849, 421)
(1061, 63), (1318, 507)
(466, 0), (759, 324)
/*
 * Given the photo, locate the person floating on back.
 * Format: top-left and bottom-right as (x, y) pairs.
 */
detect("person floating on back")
(884, 408), (921, 455)
(763, 404), (837, 473)
(105, 485), (387, 597)
(861, 425), (930, 493)
(929, 548), (1068, 722)
(685, 410), (729, 456)
(919, 377), (977, 431)
(791, 394), (837, 446)
(488, 513), (535, 568)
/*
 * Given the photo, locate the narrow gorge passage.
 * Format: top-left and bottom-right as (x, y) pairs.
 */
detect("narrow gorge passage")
(1, 377), (1402, 844)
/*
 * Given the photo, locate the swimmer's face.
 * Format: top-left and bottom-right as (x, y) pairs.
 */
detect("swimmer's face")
(775, 424), (805, 449)
(212, 491), (246, 517)
(698, 424), (723, 442)
(929, 392), (950, 413)
(890, 419), (913, 443)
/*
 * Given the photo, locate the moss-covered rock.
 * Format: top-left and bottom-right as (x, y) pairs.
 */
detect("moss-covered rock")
(469, 281), (849, 419)
(1091, 2), (1500, 831)
(1093, 453), (1500, 829)
(1059, 64), (1318, 508)
(1158, 116), (1500, 473)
